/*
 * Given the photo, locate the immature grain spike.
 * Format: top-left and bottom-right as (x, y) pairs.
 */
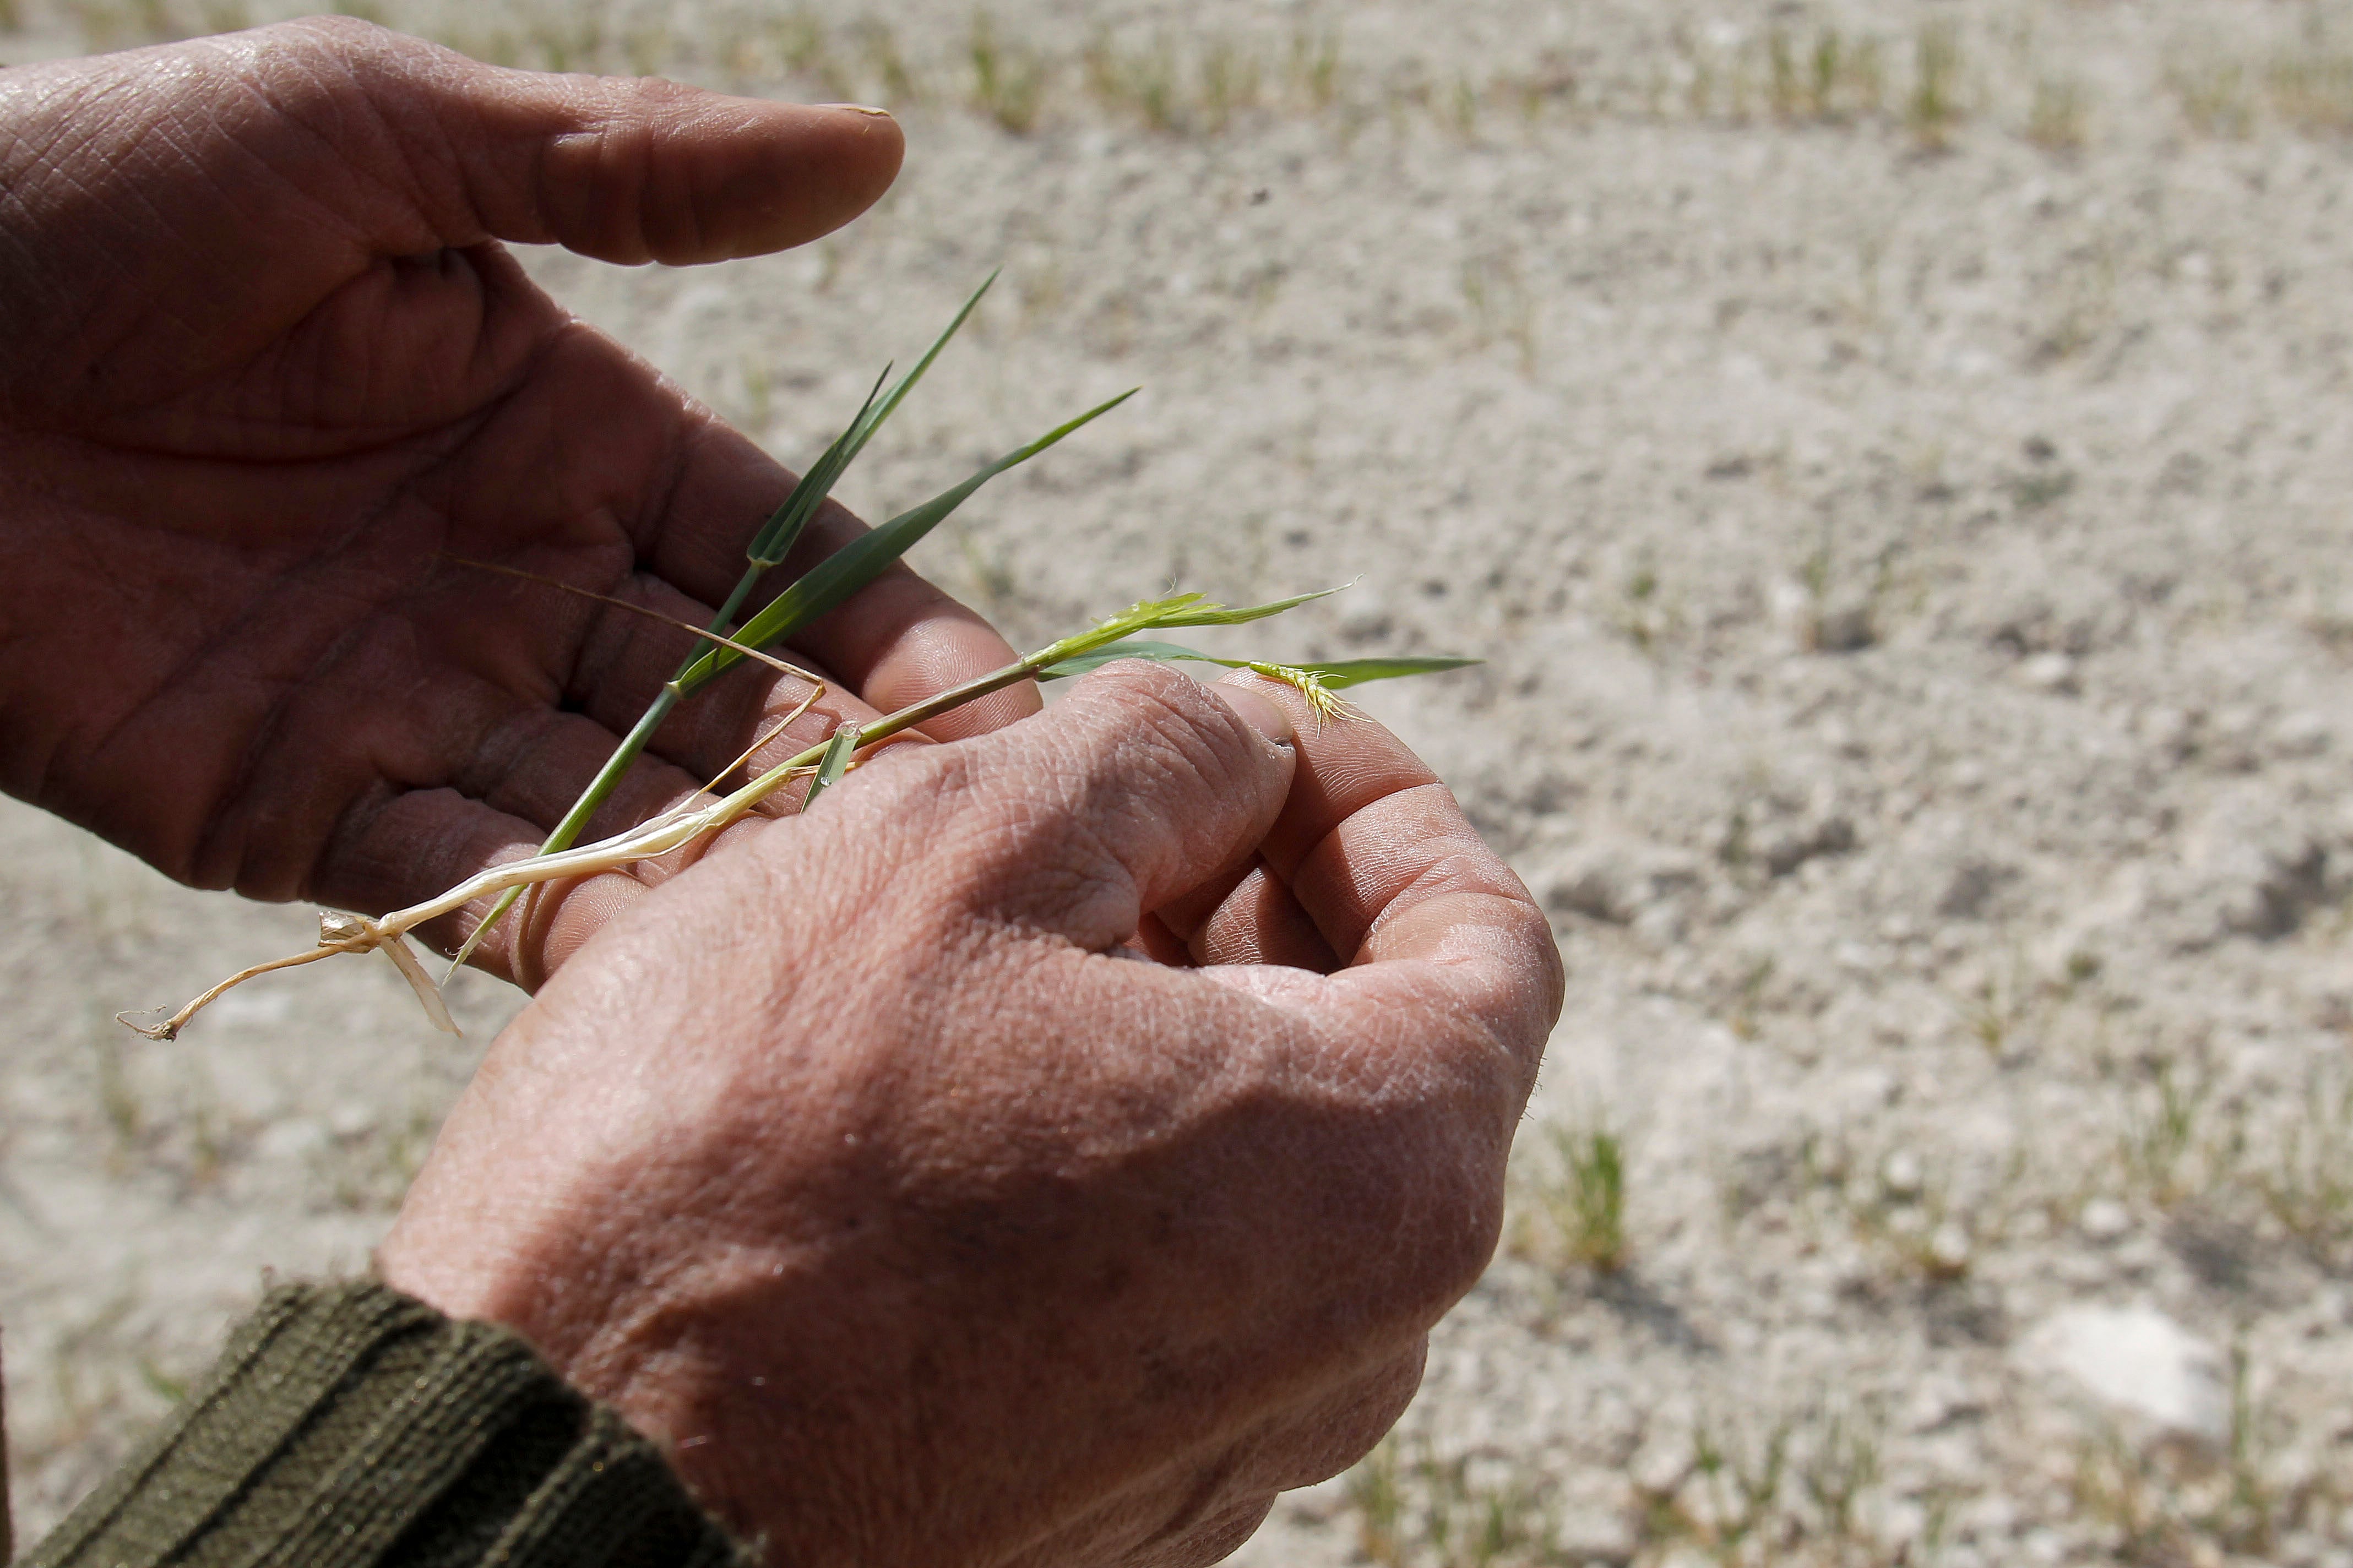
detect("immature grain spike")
(1246, 662), (1354, 724)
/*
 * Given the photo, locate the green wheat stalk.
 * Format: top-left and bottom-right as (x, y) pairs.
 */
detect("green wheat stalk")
(448, 273), (1006, 973)
(122, 282), (1477, 1039)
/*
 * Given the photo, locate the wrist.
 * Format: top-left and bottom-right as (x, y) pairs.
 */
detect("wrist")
(25, 1280), (754, 1568)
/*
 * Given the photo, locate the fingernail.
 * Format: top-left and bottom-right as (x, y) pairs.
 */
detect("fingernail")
(1214, 682), (1295, 750)
(816, 102), (894, 117)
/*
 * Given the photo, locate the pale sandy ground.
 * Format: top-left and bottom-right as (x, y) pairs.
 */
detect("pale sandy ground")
(6, 2), (2353, 1563)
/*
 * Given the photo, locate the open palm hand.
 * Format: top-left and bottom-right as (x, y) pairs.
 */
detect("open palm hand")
(0, 19), (1034, 985)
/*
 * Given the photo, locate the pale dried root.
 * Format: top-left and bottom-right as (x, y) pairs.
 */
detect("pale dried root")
(121, 759), (824, 1041)
(117, 913), (407, 1041)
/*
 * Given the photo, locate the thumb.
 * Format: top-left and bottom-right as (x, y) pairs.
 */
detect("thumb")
(316, 19), (904, 264)
(931, 662), (1296, 951)
(0, 21), (898, 402)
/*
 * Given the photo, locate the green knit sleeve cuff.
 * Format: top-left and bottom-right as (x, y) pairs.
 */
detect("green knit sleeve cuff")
(24, 1281), (757, 1568)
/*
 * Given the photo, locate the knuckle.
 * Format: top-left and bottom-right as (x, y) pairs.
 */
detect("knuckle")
(1166, 1499), (1279, 1568)
(1091, 657), (1224, 730)
(1080, 662), (1252, 787)
(285, 13), (389, 47)
(836, 745), (1132, 932)
(1368, 1125), (1512, 1315)
(1285, 1120), (1508, 1330)
(1263, 1349), (1426, 1491)
(1417, 1167), (1509, 1304)
(572, 115), (659, 255)
(1324, 1352), (1427, 1471)
(281, 15), (438, 89)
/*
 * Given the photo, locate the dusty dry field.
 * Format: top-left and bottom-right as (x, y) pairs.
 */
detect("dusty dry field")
(6, 1), (2353, 1562)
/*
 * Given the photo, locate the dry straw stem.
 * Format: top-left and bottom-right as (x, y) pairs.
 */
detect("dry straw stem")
(439, 556), (829, 700)
(122, 590), (1472, 1040)
(441, 553), (834, 793)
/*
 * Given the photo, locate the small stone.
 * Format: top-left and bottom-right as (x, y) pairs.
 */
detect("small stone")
(1880, 1150), (1926, 1201)
(1761, 815), (1855, 876)
(2018, 651), (2078, 693)
(327, 1102), (379, 1140)
(1627, 1431), (1693, 1495)
(1336, 598), (1394, 644)
(2273, 711), (2331, 757)
(1903, 1374), (1982, 1433)
(2018, 1303), (2229, 1444)
(1552, 1503), (1637, 1563)
(2079, 1198), (2132, 1242)
(1874, 1498), (1929, 1555)
(2021, 1528), (2068, 1565)
(1928, 1220), (1972, 1275)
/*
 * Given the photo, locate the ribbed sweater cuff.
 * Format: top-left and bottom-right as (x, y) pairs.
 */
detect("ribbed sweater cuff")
(24, 1281), (756, 1568)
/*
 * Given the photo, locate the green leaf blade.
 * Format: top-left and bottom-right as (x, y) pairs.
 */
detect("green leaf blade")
(743, 364), (893, 569)
(678, 386), (1139, 693)
(841, 273), (998, 460)
(1039, 639), (1241, 680)
(743, 272), (999, 570)
(1291, 656), (1482, 688)
(1146, 585), (1350, 627)
(1040, 641), (1480, 689)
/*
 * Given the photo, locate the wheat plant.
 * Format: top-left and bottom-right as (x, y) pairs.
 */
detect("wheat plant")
(121, 280), (1473, 1041)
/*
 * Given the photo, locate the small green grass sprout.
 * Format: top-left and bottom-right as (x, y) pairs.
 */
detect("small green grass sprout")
(1040, 635), (1475, 725)
(1550, 1124), (1630, 1271)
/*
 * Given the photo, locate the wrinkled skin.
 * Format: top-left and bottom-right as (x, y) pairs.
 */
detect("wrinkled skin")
(383, 663), (1562, 1568)
(0, 19), (1036, 986)
(1, 23), (1566, 1568)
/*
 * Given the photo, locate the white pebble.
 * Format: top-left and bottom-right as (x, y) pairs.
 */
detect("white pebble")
(2079, 1197), (2132, 1242)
